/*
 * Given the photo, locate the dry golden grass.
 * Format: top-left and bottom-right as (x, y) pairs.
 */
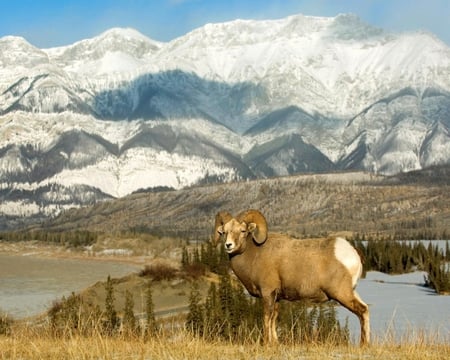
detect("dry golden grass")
(2, 323), (449, 360)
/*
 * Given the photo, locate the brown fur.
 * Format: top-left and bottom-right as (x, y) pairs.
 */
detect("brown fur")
(214, 210), (370, 346)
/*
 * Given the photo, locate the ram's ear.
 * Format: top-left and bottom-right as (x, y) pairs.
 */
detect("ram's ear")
(247, 222), (266, 245)
(217, 225), (224, 236)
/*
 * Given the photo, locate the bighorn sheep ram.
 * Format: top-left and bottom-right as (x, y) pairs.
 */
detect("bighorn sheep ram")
(214, 209), (370, 345)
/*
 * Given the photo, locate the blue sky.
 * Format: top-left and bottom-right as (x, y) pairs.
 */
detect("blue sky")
(1, 0), (449, 48)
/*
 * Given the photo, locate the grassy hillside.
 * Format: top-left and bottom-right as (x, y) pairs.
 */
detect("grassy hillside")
(34, 169), (450, 240)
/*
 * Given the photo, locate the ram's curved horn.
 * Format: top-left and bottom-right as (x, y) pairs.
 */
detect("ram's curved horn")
(213, 211), (233, 245)
(237, 209), (268, 244)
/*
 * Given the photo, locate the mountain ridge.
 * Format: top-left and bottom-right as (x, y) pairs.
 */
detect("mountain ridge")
(1, 13), (450, 227)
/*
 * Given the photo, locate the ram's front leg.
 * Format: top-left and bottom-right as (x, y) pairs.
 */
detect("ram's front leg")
(262, 293), (279, 345)
(271, 301), (279, 343)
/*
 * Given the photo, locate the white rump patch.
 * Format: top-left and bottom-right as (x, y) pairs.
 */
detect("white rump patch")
(334, 237), (362, 287)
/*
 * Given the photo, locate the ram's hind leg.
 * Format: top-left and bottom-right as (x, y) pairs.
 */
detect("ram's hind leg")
(354, 291), (370, 345)
(338, 290), (370, 346)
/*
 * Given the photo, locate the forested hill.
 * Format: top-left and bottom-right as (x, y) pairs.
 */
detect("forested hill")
(30, 168), (450, 240)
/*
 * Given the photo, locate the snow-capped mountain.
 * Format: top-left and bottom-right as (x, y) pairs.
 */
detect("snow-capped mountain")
(1, 14), (450, 227)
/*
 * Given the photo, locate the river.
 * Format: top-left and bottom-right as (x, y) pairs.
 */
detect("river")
(0, 253), (140, 318)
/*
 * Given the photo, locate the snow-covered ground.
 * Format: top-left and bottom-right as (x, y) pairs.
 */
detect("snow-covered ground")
(338, 271), (450, 343)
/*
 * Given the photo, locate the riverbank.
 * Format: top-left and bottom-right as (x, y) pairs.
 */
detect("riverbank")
(0, 241), (146, 265)
(0, 239), (174, 267)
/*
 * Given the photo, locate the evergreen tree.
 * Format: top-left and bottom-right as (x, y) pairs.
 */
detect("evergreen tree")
(186, 281), (204, 336)
(425, 247), (450, 294)
(104, 275), (119, 335)
(230, 281), (248, 336)
(218, 271), (235, 338)
(144, 280), (157, 336)
(122, 290), (137, 337)
(181, 246), (190, 268)
(204, 282), (222, 340)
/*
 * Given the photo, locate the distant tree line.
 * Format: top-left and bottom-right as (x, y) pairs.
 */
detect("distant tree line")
(0, 230), (97, 248)
(351, 238), (450, 294)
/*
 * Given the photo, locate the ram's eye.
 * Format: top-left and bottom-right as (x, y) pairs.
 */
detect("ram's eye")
(241, 230), (246, 233)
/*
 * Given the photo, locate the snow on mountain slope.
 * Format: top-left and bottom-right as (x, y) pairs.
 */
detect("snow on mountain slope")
(44, 28), (162, 75)
(156, 14), (450, 117)
(48, 147), (239, 198)
(421, 122), (450, 167)
(0, 36), (49, 70)
(1, 13), (450, 227)
(0, 110), (248, 214)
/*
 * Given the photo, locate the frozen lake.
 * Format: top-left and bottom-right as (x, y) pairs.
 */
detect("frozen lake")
(338, 270), (450, 343)
(0, 254), (139, 318)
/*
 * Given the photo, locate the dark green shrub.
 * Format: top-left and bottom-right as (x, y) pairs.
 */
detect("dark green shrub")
(48, 292), (102, 337)
(139, 263), (178, 281)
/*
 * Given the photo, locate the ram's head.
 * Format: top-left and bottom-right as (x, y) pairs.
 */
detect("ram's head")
(214, 209), (268, 253)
